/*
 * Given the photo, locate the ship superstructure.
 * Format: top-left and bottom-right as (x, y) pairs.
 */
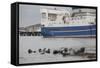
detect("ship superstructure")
(40, 7), (96, 37)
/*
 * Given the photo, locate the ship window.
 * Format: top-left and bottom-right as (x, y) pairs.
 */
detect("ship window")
(42, 13), (46, 19)
(48, 14), (57, 21)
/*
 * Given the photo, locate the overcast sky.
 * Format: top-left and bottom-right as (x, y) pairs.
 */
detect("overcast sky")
(19, 5), (41, 27)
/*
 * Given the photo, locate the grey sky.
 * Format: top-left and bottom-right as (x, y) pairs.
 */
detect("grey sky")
(19, 5), (41, 27)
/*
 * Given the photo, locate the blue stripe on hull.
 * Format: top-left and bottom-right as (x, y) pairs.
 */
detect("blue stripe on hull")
(49, 30), (96, 36)
(41, 25), (96, 37)
(42, 30), (96, 36)
(42, 25), (96, 31)
(43, 35), (96, 38)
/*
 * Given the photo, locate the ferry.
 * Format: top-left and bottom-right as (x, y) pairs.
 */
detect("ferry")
(40, 7), (96, 38)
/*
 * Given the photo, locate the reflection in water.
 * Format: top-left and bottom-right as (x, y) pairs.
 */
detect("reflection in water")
(19, 36), (96, 64)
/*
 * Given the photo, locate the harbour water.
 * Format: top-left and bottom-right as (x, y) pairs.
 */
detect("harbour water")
(19, 36), (96, 64)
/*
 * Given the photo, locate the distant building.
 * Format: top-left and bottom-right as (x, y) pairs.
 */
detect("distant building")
(19, 27), (26, 32)
(19, 24), (44, 32)
(72, 8), (96, 17)
(71, 8), (96, 24)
